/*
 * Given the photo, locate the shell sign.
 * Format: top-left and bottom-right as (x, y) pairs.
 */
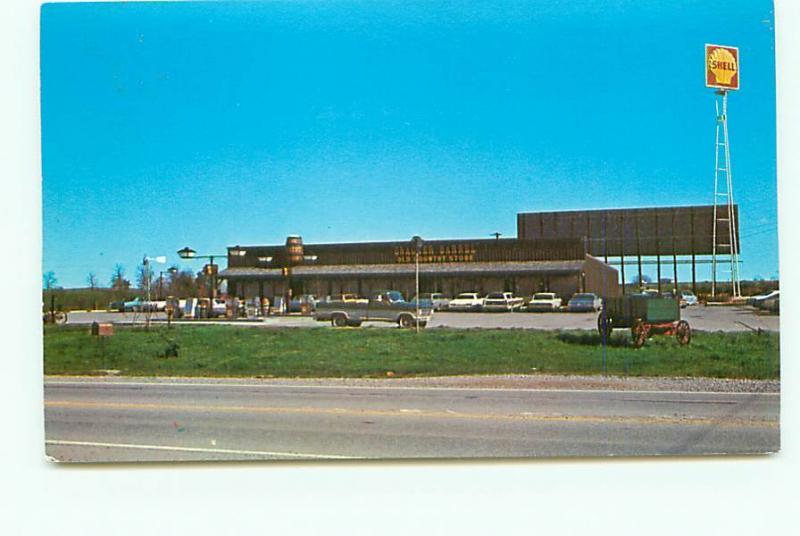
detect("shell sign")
(706, 44), (739, 90)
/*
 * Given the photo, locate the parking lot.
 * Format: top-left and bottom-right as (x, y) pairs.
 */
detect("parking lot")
(65, 305), (779, 333)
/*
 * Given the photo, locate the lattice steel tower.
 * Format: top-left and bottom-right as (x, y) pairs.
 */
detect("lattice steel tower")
(711, 90), (741, 299)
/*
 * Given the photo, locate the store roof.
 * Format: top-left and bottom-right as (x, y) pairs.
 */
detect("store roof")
(220, 260), (586, 279)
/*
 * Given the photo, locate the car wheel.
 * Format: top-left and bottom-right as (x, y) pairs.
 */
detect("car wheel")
(675, 320), (691, 346)
(597, 314), (613, 338)
(398, 314), (414, 329)
(332, 314), (348, 328)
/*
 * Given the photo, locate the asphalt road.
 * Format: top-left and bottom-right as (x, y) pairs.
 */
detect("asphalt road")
(66, 306), (779, 332)
(44, 378), (779, 462)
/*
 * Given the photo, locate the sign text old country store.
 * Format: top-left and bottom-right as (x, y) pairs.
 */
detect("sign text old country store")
(706, 44), (739, 90)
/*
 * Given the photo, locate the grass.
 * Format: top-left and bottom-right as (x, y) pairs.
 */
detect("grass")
(42, 324), (780, 380)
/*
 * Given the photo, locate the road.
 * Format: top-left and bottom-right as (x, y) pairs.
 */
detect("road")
(66, 305), (779, 332)
(44, 377), (779, 462)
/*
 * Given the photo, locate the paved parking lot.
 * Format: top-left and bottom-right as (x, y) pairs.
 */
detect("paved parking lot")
(66, 305), (779, 332)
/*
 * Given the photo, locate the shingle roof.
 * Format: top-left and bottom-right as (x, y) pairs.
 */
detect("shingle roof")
(220, 260), (585, 279)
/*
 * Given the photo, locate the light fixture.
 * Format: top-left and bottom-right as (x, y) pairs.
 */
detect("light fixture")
(177, 246), (197, 259)
(229, 245), (247, 257)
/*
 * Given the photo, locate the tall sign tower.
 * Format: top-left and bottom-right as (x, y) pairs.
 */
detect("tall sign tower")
(706, 44), (741, 299)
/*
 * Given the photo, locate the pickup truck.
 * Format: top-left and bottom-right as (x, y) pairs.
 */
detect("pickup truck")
(314, 290), (433, 328)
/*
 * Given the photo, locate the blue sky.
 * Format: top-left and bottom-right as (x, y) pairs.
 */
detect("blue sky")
(41, 0), (777, 288)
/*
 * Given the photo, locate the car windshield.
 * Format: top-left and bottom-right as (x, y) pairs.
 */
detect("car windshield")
(533, 294), (554, 300)
(572, 294), (594, 300)
(487, 293), (505, 299)
(456, 293), (476, 299)
(386, 291), (404, 302)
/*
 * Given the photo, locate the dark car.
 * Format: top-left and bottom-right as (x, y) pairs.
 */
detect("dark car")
(288, 294), (318, 314)
(567, 293), (602, 312)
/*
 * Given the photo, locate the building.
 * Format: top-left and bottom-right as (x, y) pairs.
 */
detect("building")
(220, 204), (737, 304)
(220, 232), (619, 305)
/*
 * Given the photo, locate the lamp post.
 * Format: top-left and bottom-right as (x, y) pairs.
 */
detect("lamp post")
(160, 266), (178, 300)
(177, 246), (246, 311)
(411, 235), (423, 334)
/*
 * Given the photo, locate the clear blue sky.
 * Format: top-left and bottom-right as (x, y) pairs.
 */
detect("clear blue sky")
(41, 0), (777, 288)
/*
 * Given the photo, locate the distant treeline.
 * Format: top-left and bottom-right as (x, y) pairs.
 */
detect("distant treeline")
(42, 288), (143, 312)
(42, 267), (216, 312)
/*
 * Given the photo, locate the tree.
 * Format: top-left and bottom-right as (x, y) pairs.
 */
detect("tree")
(110, 264), (131, 291)
(86, 272), (98, 290)
(169, 269), (198, 298)
(43, 271), (58, 290)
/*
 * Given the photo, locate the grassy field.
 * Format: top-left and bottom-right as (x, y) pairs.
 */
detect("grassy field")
(42, 324), (780, 380)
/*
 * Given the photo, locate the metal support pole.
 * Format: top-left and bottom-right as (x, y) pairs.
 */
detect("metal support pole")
(415, 250), (420, 334)
(635, 217), (642, 289)
(209, 255), (216, 302)
(619, 214), (626, 295)
(144, 259), (151, 329)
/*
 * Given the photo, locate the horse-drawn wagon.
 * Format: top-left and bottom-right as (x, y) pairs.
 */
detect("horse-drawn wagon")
(597, 294), (691, 348)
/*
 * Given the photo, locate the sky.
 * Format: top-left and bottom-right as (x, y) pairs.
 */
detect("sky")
(40, 0), (778, 288)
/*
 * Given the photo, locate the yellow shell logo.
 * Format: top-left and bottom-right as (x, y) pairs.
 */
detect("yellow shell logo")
(708, 48), (737, 84)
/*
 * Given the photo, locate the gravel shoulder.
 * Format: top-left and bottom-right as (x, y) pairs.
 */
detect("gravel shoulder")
(45, 373), (780, 393)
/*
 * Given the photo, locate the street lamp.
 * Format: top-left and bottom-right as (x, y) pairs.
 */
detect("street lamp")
(159, 266), (179, 300)
(177, 246), (231, 304)
(411, 235), (424, 334)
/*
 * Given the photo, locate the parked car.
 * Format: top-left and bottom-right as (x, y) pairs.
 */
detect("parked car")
(448, 292), (485, 312)
(747, 290), (779, 308)
(123, 298), (150, 312)
(288, 294), (318, 314)
(680, 290), (699, 306)
(410, 293), (450, 311)
(108, 300), (126, 312)
(314, 290), (432, 328)
(525, 292), (562, 312)
(483, 292), (525, 312)
(761, 295), (779, 313)
(567, 293), (602, 312)
(194, 298), (228, 318)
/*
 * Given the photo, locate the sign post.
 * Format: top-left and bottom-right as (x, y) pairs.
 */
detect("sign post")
(706, 44), (741, 299)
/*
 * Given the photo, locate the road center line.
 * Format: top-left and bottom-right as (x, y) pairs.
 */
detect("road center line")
(45, 439), (357, 459)
(44, 400), (778, 428)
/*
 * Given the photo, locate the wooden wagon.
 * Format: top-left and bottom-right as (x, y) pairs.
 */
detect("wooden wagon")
(597, 295), (691, 348)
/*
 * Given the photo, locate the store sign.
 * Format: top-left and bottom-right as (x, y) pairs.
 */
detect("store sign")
(706, 44), (739, 90)
(394, 244), (477, 263)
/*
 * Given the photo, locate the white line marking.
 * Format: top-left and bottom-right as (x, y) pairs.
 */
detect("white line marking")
(43, 379), (780, 396)
(45, 440), (358, 460)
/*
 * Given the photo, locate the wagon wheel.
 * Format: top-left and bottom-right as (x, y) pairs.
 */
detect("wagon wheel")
(597, 314), (613, 339)
(675, 320), (691, 346)
(631, 319), (647, 348)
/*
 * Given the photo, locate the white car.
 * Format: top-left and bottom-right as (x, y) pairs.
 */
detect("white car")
(448, 292), (484, 312)
(679, 291), (699, 306)
(526, 292), (562, 312)
(483, 292), (525, 312)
